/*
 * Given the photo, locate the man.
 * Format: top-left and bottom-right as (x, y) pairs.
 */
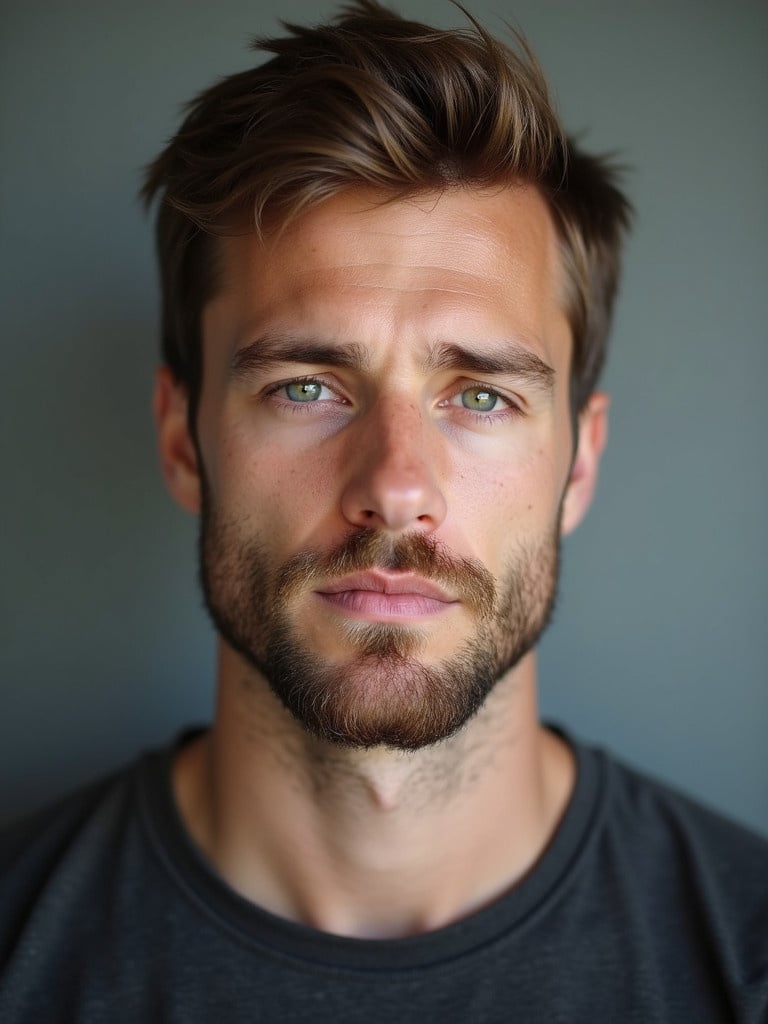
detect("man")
(1, 2), (765, 1021)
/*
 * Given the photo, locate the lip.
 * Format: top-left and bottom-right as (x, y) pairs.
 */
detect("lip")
(315, 572), (458, 620)
(316, 572), (456, 602)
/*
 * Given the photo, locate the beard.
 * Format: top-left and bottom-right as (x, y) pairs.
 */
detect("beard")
(199, 493), (560, 752)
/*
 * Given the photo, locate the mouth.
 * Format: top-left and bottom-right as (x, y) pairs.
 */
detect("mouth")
(315, 571), (459, 620)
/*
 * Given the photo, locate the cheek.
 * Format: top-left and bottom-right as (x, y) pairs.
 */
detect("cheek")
(209, 419), (341, 545)
(449, 444), (563, 559)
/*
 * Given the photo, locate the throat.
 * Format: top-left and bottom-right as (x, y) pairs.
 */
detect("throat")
(172, 654), (574, 940)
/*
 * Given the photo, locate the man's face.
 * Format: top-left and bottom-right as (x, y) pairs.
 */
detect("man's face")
(183, 186), (584, 749)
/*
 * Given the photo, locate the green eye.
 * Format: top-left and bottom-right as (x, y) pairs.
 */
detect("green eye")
(285, 381), (323, 402)
(461, 386), (499, 411)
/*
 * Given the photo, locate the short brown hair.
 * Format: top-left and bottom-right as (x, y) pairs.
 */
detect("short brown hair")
(142, 0), (631, 424)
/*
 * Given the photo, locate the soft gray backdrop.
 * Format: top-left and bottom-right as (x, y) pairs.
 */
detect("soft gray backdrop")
(1, 0), (766, 832)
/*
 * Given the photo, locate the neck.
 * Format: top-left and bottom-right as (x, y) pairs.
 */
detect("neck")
(173, 644), (574, 939)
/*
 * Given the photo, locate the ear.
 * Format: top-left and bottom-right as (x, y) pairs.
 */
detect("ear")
(560, 391), (609, 536)
(153, 366), (201, 514)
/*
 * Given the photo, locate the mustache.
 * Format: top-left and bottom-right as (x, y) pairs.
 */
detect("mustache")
(274, 529), (497, 619)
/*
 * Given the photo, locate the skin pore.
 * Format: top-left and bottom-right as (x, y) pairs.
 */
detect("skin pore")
(155, 185), (608, 939)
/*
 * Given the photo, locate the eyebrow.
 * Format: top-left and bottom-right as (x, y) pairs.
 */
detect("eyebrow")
(230, 332), (554, 393)
(423, 341), (555, 393)
(230, 332), (371, 380)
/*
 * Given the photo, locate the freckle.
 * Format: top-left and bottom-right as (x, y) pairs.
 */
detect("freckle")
(527, 503), (533, 511)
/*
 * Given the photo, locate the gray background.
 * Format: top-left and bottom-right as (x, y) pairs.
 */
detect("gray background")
(1, 1), (766, 832)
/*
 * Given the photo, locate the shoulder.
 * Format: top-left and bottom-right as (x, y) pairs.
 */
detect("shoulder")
(1, 772), (125, 866)
(594, 744), (768, 966)
(0, 766), (136, 917)
(0, 746), (170, 969)
(0, 745), (183, 1019)
(601, 747), (768, 870)
(0, 730), (199, 883)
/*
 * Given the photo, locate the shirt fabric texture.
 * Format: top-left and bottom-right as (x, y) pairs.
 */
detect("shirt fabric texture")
(1, 729), (766, 1023)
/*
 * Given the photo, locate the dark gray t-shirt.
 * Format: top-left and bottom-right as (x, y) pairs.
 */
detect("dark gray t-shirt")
(1, 729), (766, 1023)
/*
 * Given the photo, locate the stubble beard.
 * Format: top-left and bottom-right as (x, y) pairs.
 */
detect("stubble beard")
(199, 496), (560, 752)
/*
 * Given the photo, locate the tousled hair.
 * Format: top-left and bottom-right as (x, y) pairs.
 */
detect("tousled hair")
(142, 1), (631, 424)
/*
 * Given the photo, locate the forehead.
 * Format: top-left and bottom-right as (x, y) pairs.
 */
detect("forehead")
(203, 185), (570, 371)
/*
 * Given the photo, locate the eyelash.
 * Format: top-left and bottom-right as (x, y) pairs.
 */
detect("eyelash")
(263, 376), (522, 423)
(264, 375), (348, 414)
(440, 382), (522, 422)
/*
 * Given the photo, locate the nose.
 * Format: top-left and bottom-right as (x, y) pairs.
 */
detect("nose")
(340, 396), (447, 533)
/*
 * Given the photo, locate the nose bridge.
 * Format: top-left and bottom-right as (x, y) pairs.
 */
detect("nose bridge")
(340, 390), (447, 532)
(375, 390), (423, 461)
